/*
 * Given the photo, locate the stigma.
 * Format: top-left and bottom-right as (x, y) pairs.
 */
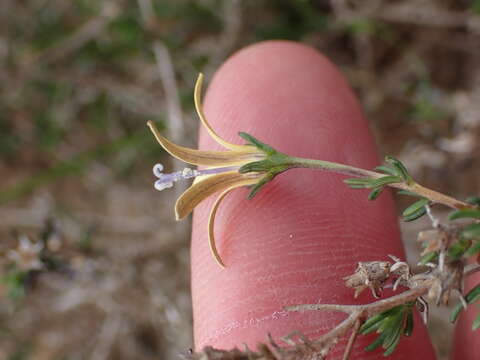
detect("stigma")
(153, 163), (239, 191)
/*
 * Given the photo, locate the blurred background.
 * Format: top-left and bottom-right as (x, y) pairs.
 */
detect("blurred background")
(0, 0), (479, 359)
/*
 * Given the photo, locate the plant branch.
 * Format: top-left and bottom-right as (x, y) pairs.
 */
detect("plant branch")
(287, 156), (473, 210)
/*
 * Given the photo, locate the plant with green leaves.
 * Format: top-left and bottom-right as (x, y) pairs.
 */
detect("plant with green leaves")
(154, 75), (480, 360)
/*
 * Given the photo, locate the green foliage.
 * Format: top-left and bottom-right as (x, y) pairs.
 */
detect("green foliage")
(368, 187), (384, 201)
(238, 132), (276, 155)
(402, 199), (429, 222)
(450, 284), (480, 324)
(473, 314), (480, 330)
(384, 156), (413, 185)
(255, 0), (327, 41)
(448, 209), (480, 221)
(466, 196), (480, 207)
(3, 267), (27, 302)
(419, 251), (438, 265)
(461, 223), (480, 240)
(360, 303), (414, 356)
(472, 0), (480, 14)
(447, 239), (472, 260)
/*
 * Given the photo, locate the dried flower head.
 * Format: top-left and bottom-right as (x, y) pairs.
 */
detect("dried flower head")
(344, 261), (391, 298)
(7, 235), (43, 271)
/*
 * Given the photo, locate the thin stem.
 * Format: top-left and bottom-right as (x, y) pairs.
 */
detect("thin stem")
(287, 156), (473, 210)
(343, 319), (361, 360)
(464, 264), (480, 277)
(287, 287), (428, 318)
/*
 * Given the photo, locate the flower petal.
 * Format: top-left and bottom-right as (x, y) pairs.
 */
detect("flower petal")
(175, 171), (258, 220)
(195, 73), (252, 152)
(147, 121), (259, 166)
(207, 183), (248, 268)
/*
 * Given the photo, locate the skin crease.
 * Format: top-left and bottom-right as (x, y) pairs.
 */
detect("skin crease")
(190, 41), (438, 359)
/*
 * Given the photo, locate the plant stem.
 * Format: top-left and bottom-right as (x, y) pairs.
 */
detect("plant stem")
(287, 156), (473, 210)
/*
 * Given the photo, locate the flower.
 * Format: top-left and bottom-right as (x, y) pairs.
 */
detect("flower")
(148, 74), (289, 267)
(8, 235), (44, 271)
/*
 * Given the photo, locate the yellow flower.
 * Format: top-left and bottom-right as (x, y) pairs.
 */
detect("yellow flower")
(147, 74), (270, 268)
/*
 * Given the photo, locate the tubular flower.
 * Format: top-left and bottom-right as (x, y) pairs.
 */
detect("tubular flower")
(148, 74), (290, 267)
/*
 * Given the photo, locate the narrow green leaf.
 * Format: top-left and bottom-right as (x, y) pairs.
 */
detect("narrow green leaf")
(365, 332), (386, 352)
(238, 132), (275, 155)
(473, 314), (480, 330)
(419, 251), (438, 265)
(397, 190), (421, 198)
(403, 311), (414, 336)
(462, 223), (480, 240)
(403, 207), (427, 222)
(382, 313), (403, 349)
(403, 199), (429, 217)
(239, 160), (270, 173)
(368, 187), (384, 201)
(360, 314), (388, 335)
(466, 196), (480, 207)
(370, 175), (402, 188)
(448, 209), (480, 221)
(465, 285), (480, 304)
(383, 334), (401, 356)
(374, 165), (398, 176)
(385, 155), (413, 184)
(344, 178), (374, 188)
(448, 239), (471, 260)
(465, 241), (480, 257)
(451, 285), (480, 323)
(247, 173), (275, 200)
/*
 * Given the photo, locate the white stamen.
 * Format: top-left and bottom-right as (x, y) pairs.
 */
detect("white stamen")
(155, 180), (173, 191)
(152, 164), (240, 192)
(153, 163), (164, 177)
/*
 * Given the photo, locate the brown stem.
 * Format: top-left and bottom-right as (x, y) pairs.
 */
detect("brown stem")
(342, 319), (361, 360)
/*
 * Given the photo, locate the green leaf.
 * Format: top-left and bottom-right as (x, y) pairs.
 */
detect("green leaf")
(451, 285), (480, 323)
(448, 239), (472, 260)
(365, 332), (386, 352)
(238, 132), (276, 155)
(397, 190), (422, 198)
(403, 207), (427, 222)
(404, 311), (414, 336)
(385, 155), (413, 184)
(419, 251), (438, 265)
(368, 187), (384, 201)
(403, 199), (429, 217)
(370, 176), (402, 188)
(402, 199), (429, 222)
(473, 314), (480, 330)
(382, 312), (403, 349)
(462, 223), (480, 240)
(247, 173), (275, 200)
(344, 177), (374, 189)
(448, 209), (480, 221)
(465, 285), (480, 304)
(374, 165), (398, 176)
(466, 196), (480, 207)
(465, 241), (480, 257)
(363, 305), (412, 356)
(360, 313), (388, 335)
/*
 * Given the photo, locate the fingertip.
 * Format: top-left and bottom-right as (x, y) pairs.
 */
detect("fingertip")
(191, 41), (435, 358)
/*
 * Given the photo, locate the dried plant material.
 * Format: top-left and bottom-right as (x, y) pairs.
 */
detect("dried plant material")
(7, 235), (43, 271)
(344, 261), (391, 298)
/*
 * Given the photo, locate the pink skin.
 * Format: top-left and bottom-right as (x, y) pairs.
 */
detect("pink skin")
(191, 41), (438, 358)
(452, 272), (480, 359)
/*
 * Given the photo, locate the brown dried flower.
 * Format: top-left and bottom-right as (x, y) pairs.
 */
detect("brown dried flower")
(344, 261), (391, 298)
